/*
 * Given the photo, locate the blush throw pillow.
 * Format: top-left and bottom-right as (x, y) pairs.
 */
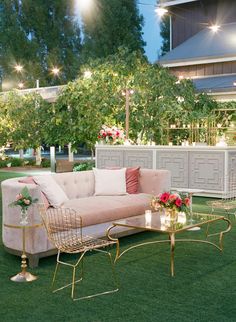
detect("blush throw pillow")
(18, 176), (50, 209)
(93, 168), (127, 196)
(33, 175), (69, 208)
(126, 167), (140, 194)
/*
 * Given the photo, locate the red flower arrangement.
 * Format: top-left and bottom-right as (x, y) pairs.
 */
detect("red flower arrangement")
(151, 191), (190, 213)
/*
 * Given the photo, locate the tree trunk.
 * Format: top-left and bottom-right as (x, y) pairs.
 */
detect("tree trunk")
(35, 147), (42, 166)
(19, 149), (24, 159)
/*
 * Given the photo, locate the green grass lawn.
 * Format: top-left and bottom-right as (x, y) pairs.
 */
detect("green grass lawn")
(1, 171), (236, 322)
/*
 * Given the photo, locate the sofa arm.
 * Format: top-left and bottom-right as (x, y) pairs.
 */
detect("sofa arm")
(1, 178), (52, 255)
(139, 169), (171, 195)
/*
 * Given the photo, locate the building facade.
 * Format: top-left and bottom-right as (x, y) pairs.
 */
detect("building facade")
(158, 0), (236, 100)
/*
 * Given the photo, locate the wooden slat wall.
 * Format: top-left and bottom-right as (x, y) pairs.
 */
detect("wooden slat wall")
(170, 61), (236, 78)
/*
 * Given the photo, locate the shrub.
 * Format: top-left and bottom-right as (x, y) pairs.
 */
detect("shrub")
(73, 161), (95, 172)
(24, 158), (36, 166)
(0, 159), (8, 168)
(41, 158), (50, 168)
(8, 157), (24, 167)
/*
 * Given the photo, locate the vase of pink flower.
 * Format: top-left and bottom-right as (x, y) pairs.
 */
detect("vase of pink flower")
(151, 191), (190, 222)
(98, 125), (125, 145)
(9, 186), (38, 225)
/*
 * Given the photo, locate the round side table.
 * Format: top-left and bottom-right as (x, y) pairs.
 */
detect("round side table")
(4, 222), (43, 282)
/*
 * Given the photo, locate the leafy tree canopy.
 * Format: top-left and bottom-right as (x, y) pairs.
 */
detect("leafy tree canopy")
(0, 0), (81, 90)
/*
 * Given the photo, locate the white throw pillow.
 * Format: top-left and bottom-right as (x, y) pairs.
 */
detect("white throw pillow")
(33, 175), (69, 208)
(93, 168), (127, 196)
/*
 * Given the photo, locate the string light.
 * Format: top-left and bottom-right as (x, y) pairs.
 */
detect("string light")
(18, 82), (24, 89)
(84, 70), (92, 78)
(209, 24), (220, 32)
(51, 67), (60, 76)
(14, 64), (23, 73)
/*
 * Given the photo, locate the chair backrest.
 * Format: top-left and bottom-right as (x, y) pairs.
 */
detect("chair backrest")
(38, 204), (83, 251)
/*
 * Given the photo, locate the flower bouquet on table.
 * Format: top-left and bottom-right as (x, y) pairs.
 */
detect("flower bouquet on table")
(9, 186), (38, 225)
(151, 191), (190, 221)
(98, 125), (125, 145)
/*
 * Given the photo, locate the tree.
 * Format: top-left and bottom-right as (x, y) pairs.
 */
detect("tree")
(159, 16), (170, 56)
(0, 0), (81, 91)
(80, 0), (145, 62)
(53, 48), (217, 148)
(0, 91), (50, 163)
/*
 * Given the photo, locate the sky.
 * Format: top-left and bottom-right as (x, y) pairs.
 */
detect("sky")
(137, 0), (162, 63)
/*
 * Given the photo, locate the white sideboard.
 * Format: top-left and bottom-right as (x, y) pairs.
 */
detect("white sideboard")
(96, 145), (236, 197)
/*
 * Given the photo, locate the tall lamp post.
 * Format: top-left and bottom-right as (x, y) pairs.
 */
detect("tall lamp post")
(123, 88), (134, 140)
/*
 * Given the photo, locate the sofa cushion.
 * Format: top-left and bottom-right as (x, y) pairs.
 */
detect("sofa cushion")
(33, 175), (69, 208)
(93, 168), (127, 196)
(62, 193), (152, 227)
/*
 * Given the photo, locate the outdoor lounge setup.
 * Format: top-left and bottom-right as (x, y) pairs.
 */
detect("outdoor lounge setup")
(1, 168), (171, 267)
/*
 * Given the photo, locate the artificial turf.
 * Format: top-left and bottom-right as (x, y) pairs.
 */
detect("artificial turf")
(1, 171), (236, 322)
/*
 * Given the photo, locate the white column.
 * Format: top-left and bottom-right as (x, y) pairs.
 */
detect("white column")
(68, 143), (74, 162)
(50, 146), (56, 172)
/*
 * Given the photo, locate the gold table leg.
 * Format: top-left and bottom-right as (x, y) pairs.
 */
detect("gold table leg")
(10, 226), (38, 282)
(170, 233), (175, 277)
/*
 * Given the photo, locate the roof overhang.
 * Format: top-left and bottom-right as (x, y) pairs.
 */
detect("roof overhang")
(0, 85), (64, 103)
(159, 0), (198, 8)
(161, 56), (236, 67)
(208, 91), (236, 102)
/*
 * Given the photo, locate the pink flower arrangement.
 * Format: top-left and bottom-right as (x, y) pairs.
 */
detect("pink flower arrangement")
(151, 191), (190, 213)
(98, 125), (125, 144)
(9, 186), (38, 211)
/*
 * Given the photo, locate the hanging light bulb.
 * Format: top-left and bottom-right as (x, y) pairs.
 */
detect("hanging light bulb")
(209, 24), (220, 33)
(155, 7), (168, 17)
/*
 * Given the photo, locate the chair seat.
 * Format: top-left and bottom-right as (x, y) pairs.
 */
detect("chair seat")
(57, 235), (116, 254)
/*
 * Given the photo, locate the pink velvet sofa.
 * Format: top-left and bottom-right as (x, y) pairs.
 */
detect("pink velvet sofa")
(1, 168), (171, 267)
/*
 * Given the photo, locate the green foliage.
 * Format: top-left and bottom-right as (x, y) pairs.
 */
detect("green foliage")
(0, 91), (50, 150)
(52, 48), (217, 146)
(81, 0), (145, 62)
(73, 161), (95, 172)
(160, 16), (170, 56)
(41, 158), (50, 168)
(8, 157), (24, 167)
(0, 0), (81, 90)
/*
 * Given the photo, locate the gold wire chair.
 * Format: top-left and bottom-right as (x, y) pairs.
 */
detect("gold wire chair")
(38, 205), (119, 300)
(207, 175), (236, 220)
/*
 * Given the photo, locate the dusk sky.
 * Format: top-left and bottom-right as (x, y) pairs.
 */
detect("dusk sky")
(138, 0), (162, 63)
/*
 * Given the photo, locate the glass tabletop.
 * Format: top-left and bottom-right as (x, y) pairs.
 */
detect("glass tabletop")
(112, 212), (225, 233)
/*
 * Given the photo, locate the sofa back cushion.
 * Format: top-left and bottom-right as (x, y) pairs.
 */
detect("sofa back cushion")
(52, 171), (95, 199)
(139, 169), (171, 195)
(93, 168), (127, 196)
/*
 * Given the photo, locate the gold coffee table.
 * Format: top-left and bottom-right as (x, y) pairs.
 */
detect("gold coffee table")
(107, 212), (231, 277)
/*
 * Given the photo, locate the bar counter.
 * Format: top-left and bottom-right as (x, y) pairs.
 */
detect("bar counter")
(96, 145), (236, 197)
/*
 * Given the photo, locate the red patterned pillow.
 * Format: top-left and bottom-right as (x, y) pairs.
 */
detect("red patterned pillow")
(18, 177), (50, 209)
(126, 167), (140, 194)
